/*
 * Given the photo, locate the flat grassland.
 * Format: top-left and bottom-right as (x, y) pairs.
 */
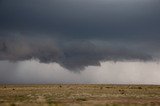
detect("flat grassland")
(0, 84), (160, 106)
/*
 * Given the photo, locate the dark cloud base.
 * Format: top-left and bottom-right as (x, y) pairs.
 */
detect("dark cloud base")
(0, 36), (154, 71)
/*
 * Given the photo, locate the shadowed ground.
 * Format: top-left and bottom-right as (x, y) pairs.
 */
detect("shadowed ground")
(0, 84), (160, 106)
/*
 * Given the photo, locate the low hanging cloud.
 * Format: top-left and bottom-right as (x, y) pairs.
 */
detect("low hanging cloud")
(0, 36), (60, 62)
(0, 36), (154, 71)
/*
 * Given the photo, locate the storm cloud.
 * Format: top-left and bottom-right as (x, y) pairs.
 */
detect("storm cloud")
(0, 35), (156, 70)
(0, 0), (160, 71)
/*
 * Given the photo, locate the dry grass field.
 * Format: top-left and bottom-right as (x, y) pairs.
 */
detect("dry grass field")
(0, 84), (160, 106)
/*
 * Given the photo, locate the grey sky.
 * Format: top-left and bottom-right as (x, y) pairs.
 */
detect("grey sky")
(0, 0), (160, 39)
(1, 60), (160, 84)
(0, 0), (160, 83)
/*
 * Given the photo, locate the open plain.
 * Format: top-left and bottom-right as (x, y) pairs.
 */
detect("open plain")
(0, 84), (160, 106)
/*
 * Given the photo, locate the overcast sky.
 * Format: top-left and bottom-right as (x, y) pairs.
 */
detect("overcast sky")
(0, 0), (160, 84)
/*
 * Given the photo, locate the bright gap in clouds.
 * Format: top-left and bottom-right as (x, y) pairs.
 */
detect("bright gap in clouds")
(0, 60), (160, 84)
